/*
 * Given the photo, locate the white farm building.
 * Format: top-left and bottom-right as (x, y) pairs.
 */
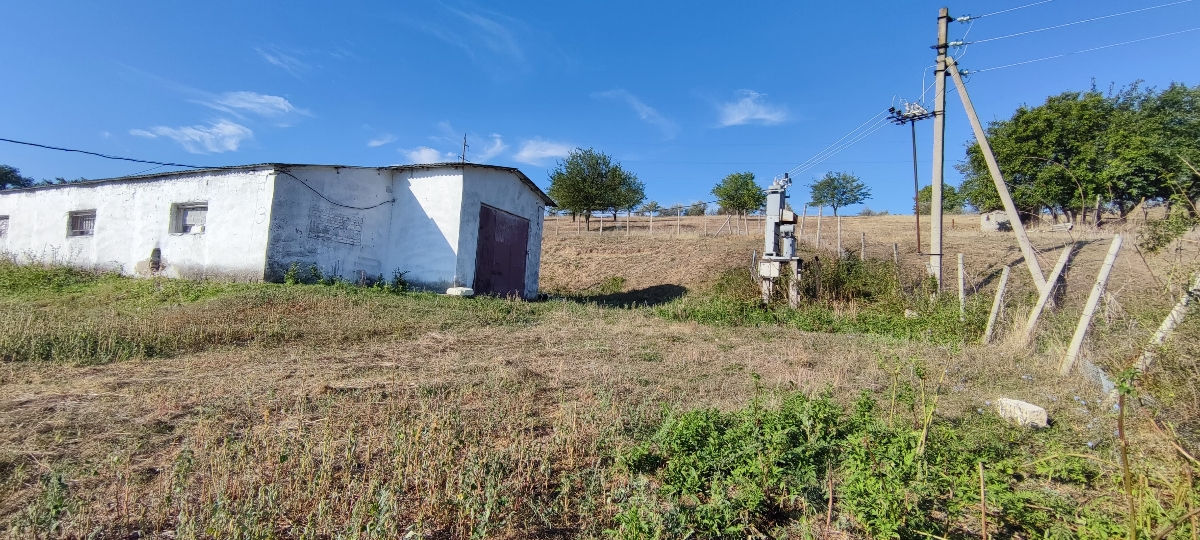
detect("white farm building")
(0, 163), (553, 298)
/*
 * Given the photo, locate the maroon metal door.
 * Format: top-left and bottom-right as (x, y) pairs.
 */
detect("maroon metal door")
(474, 205), (530, 297)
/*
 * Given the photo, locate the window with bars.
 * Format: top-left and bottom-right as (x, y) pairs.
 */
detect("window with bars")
(171, 203), (208, 234)
(68, 210), (96, 237)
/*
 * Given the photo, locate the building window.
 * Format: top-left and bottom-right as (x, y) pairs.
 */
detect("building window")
(171, 203), (208, 234)
(68, 210), (96, 237)
(0, 216), (8, 238)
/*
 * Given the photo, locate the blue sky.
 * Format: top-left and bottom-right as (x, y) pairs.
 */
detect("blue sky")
(3, 1), (1198, 214)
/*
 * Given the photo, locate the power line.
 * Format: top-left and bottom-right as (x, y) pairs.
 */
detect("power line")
(0, 137), (211, 170)
(969, 0), (1053, 20)
(969, 26), (1200, 73)
(790, 116), (892, 178)
(785, 109), (889, 177)
(970, 0), (1193, 43)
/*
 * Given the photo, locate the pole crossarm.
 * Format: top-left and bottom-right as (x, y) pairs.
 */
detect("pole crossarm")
(944, 56), (1048, 292)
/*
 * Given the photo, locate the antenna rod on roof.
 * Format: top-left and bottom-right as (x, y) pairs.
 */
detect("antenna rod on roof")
(461, 134), (468, 163)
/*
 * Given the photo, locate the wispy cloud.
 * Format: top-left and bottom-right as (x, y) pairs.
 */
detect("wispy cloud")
(255, 46), (309, 77)
(407, 6), (529, 75)
(594, 89), (678, 138)
(130, 119), (253, 154)
(403, 146), (457, 164)
(367, 134), (397, 148)
(474, 133), (507, 161)
(514, 138), (572, 165)
(200, 91), (305, 118)
(717, 89), (789, 127)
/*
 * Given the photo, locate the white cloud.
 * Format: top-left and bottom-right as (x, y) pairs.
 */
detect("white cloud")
(474, 133), (507, 161)
(594, 89), (678, 138)
(208, 91), (301, 117)
(403, 146), (456, 164)
(130, 119), (253, 154)
(256, 46), (309, 77)
(717, 89), (789, 127)
(445, 7), (524, 63)
(367, 134), (397, 148)
(514, 138), (572, 165)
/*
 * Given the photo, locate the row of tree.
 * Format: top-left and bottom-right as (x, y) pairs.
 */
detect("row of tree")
(957, 82), (1200, 220)
(546, 148), (872, 228)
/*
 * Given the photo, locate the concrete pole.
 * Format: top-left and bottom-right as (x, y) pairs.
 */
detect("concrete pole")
(893, 243), (900, 266)
(815, 207), (823, 250)
(675, 207), (681, 236)
(957, 253), (966, 320)
(836, 214), (843, 258)
(946, 56), (1047, 292)
(929, 7), (950, 290)
(649, 213), (654, 235)
(860, 232), (866, 261)
(983, 266), (1011, 343)
(799, 205), (807, 244)
(1061, 234), (1123, 375)
(911, 120), (922, 252)
(1022, 244), (1076, 345)
(1133, 272), (1200, 373)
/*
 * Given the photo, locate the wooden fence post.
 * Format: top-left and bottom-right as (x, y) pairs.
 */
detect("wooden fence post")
(799, 205), (807, 244)
(1022, 244), (1076, 345)
(893, 243), (900, 266)
(983, 266), (1011, 343)
(836, 215), (843, 258)
(815, 207), (823, 250)
(1061, 234), (1123, 375)
(675, 208), (681, 236)
(860, 232), (866, 261)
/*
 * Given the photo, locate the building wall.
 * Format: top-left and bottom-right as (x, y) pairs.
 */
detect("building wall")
(262, 165), (466, 290)
(0, 169), (275, 279)
(263, 166), (397, 282)
(458, 167), (546, 298)
(386, 168), (464, 290)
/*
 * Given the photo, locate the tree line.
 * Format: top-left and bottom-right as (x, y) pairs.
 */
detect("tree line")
(546, 148), (870, 228)
(957, 82), (1200, 221)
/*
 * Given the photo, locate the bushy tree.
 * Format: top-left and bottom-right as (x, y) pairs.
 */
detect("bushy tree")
(638, 200), (662, 216)
(684, 201), (707, 216)
(1, 165), (34, 190)
(547, 148), (644, 229)
(711, 172), (766, 216)
(809, 171), (871, 216)
(957, 83), (1200, 220)
(915, 184), (965, 215)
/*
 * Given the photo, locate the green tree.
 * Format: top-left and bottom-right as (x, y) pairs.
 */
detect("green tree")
(637, 200), (662, 216)
(1, 165), (35, 190)
(546, 148), (644, 229)
(809, 171), (871, 216)
(915, 184), (965, 215)
(711, 172), (766, 216)
(684, 201), (708, 216)
(957, 83), (1200, 220)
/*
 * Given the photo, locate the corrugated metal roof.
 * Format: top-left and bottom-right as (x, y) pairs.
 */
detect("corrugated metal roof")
(0, 162), (556, 206)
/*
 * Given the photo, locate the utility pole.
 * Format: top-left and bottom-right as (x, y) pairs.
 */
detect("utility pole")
(929, 7), (950, 290)
(889, 102), (934, 254)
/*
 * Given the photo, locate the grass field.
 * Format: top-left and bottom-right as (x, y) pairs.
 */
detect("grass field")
(2, 214), (1199, 538)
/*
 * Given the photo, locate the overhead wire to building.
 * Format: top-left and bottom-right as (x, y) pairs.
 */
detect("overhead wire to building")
(968, 0), (1192, 43)
(783, 108), (891, 179)
(0, 137), (211, 170)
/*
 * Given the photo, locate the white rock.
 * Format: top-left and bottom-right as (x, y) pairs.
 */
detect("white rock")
(904, 309), (919, 319)
(445, 287), (474, 297)
(994, 398), (1048, 428)
(980, 210), (1012, 232)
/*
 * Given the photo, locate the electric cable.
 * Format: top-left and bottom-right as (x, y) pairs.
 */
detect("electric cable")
(969, 26), (1200, 73)
(970, 0), (1192, 43)
(785, 109), (890, 177)
(276, 170), (395, 210)
(970, 0), (1053, 20)
(0, 137), (212, 169)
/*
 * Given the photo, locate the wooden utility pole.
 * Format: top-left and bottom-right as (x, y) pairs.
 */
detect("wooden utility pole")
(945, 56), (1047, 292)
(929, 7), (950, 290)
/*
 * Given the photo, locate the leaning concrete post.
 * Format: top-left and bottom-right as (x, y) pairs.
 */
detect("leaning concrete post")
(983, 266), (1011, 343)
(1023, 244), (1076, 345)
(1134, 273), (1200, 373)
(1061, 234), (1123, 375)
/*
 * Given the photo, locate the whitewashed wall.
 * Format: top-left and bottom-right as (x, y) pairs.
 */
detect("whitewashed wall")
(458, 166), (547, 298)
(386, 168), (464, 289)
(0, 168), (275, 279)
(263, 166), (397, 282)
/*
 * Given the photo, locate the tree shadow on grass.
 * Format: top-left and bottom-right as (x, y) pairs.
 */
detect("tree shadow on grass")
(560, 284), (688, 308)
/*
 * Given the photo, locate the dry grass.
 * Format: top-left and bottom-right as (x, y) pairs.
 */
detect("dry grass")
(1, 214), (1198, 537)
